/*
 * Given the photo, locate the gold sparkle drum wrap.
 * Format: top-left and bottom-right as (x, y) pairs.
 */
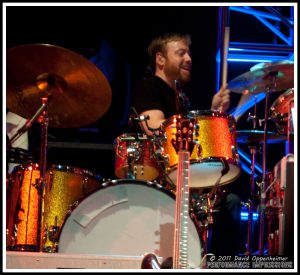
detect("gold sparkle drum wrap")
(162, 110), (240, 188)
(42, 165), (102, 252)
(6, 163), (41, 251)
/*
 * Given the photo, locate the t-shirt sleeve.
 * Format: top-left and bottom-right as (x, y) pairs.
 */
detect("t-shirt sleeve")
(131, 79), (164, 114)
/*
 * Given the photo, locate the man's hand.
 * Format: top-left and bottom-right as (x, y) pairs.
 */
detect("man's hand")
(211, 85), (231, 113)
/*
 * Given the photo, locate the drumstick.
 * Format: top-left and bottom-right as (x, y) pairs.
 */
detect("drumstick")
(219, 25), (230, 113)
(222, 26), (230, 88)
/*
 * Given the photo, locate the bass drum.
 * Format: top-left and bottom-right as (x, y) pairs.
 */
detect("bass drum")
(58, 179), (202, 268)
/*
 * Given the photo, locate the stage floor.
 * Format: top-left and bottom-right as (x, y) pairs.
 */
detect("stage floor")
(5, 251), (146, 269)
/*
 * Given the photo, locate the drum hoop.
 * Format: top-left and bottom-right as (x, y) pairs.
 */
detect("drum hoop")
(188, 109), (232, 119)
(11, 162), (39, 173)
(162, 113), (191, 128)
(48, 164), (100, 178)
(167, 158), (241, 187)
(116, 133), (149, 141)
(162, 110), (235, 128)
(167, 157), (240, 167)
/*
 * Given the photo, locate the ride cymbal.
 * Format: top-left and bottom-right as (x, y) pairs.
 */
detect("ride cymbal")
(228, 60), (294, 95)
(7, 44), (112, 128)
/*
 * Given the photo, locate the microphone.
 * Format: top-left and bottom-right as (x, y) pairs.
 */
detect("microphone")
(130, 115), (150, 122)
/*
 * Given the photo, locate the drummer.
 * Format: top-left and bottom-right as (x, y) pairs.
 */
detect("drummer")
(131, 32), (229, 135)
(131, 32), (241, 256)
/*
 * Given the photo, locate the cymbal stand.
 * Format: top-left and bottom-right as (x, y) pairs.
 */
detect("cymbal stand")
(7, 102), (49, 149)
(201, 158), (229, 254)
(245, 97), (259, 255)
(37, 96), (50, 251)
(247, 145), (260, 255)
(258, 75), (276, 255)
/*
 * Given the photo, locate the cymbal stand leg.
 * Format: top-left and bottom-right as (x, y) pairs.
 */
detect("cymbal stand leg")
(201, 194), (214, 256)
(258, 89), (271, 255)
(37, 97), (50, 251)
(287, 100), (294, 154)
(246, 145), (258, 255)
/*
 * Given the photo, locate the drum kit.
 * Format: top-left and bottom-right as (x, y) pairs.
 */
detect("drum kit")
(6, 43), (294, 265)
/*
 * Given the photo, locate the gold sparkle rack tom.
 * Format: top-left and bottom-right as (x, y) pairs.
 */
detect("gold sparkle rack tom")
(161, 110), (240, 189)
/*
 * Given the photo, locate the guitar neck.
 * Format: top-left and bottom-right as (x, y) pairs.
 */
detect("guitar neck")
(173, 150), (190, 269)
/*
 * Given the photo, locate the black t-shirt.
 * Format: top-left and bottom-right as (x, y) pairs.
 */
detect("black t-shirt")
(131, 76), (177, 120)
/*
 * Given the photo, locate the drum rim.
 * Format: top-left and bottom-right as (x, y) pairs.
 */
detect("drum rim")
(162, 110), (235, 128)
(115, 132), (150, 140)
(166, 159), (241, 188)
(10, 162), (39, 172)
(188, 109), (231, 118)
(48, 164), (101, 178)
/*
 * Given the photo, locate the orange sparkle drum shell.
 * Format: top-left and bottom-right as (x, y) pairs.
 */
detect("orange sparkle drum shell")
(115, 133), (161, 181)
(162, 110), (240, 188)
(6, 163), (41, 251)
(42, 165), (102, 252)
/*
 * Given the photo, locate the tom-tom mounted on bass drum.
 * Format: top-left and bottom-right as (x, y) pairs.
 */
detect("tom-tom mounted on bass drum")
(161, 110), (240, 189)
(115, 133), (162, 181)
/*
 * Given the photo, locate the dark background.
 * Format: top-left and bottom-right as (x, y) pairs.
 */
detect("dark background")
(5, 5), (291, 181)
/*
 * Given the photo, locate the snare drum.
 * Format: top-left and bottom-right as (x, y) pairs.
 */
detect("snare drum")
(115, 133), (161, 180)
(42, 165), (102, 252)
(58, 179), (202, 268)
(162, 110), (240, 188)
(6, 163), (40, 251)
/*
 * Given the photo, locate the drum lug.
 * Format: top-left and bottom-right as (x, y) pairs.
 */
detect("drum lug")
(48, 225), (60, 243)
(6, 225), (17, 249)
(231, 145), (236, 158)
(117, 145), (123, 158)
(42, 214), (60, 252)
(48, 170), (54, 191)
(231, 145), (239, 163)
(228, 116), (236, 133)
(133, 166), (139, 178)
(82, 176), (89, 194)
(194, 123), (200, 137)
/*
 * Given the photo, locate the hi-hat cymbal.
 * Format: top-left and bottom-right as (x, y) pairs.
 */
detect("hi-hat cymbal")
(6, 44), (112, 128)
(228, 60), (294, 94)
(236, 130), (286, 144)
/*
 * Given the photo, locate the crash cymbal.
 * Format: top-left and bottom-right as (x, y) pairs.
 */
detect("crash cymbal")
(236, 130), (286, 144)
(271, 88), (294, 115)
(228, 60), (294, 94)
(7, 44), (112, 128)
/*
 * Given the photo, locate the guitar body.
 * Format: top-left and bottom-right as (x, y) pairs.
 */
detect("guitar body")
(142, 115), (193, 269)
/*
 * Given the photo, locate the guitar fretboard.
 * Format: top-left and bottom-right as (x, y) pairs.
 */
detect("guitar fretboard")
(173, 150), (190, 269)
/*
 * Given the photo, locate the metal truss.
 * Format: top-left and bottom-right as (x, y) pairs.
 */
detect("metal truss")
(215, 5), (295, 176)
